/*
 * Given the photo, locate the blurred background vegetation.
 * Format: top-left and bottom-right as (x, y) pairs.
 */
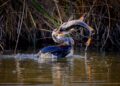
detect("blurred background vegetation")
(0, 0), (120, 52)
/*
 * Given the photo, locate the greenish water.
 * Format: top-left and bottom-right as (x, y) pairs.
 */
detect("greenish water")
(0, 51), (120, 86)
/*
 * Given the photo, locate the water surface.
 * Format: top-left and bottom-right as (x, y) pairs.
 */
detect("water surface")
(0, 51), (120, 86)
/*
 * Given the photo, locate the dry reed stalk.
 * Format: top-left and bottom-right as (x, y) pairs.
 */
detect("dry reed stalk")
(0, 43), (4, 51)
(0, 0), (9, 8)
(53, 0), (63, 24)
(14, 0), (26, 54)
(0, 0), (119, 51)
(101, 0), (111, 50)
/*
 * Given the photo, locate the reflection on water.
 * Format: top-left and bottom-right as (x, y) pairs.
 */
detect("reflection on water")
(0, 51), (120, 86)
(52, 62), (72, 86)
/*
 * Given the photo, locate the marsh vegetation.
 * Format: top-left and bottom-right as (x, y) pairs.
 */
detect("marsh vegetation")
(0, 0), (120, 53)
